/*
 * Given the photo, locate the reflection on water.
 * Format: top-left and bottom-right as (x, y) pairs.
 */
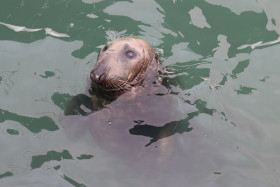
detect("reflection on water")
(1, 0), (280, 186)
(0, 109), (58, 133)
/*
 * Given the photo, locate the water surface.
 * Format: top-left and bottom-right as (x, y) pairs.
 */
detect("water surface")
(1, 0), (280, 186)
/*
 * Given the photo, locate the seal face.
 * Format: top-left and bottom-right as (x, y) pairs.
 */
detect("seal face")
(90, 37), (159, 97)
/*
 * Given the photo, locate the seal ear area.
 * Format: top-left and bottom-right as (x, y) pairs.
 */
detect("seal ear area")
(97, 41), (113, 58)
(102, 41), (112, 52)
(142, 52), (160, 82)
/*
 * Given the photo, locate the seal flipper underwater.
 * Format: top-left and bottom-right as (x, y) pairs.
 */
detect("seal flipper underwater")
(63, 93), (106, 116)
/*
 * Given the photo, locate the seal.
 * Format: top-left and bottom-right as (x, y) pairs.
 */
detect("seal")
(62, 37), (197, 179)
(90, 36), (160, 98)
(64, 37), (162, 115)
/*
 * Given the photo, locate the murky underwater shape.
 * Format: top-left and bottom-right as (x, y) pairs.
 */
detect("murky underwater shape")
(0, 0), (280, 186)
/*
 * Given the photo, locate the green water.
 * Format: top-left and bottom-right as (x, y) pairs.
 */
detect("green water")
(1, 0), (280, 186)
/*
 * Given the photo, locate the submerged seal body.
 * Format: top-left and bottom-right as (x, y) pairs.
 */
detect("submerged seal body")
(90, 37), (159, 98)
(63, 37), (197, 181)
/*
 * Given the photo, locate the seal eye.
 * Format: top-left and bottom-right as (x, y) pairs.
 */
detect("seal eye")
(126, 50), (134, 58)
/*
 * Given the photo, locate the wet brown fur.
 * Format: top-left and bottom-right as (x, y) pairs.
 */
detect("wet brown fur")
(90, 37), (160, 98)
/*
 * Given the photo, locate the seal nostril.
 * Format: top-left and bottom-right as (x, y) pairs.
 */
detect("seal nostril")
(90, 69), (107, 83)
(99, 73), (106, 82)
(90, 71), (96, 81)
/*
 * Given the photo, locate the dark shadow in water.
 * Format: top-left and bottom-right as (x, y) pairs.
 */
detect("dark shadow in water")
(235, 86), (257, 95)
(52, 87), (114, 116)
(31, 150), (73, 169)
(130, 115), (194, 147)
(76, 154), (94, 160)
(0, 109), (59, 133)
(231, 60), (250, 79)
(63, 94), (93, 116)
(0, 172), (13, 180)
(52, 93), (94, 116)
(6, 129), (20, 135)
(62, 175), (86, 187)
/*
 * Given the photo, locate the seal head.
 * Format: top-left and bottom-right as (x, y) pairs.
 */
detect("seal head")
(90, 37), (159, 97)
